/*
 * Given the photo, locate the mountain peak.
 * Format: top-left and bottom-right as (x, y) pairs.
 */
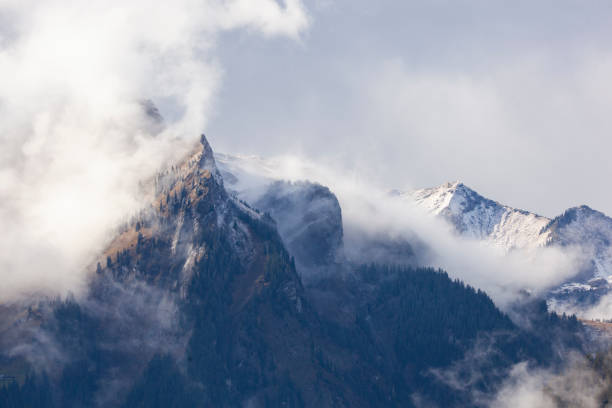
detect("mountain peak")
(406, 180), (485, 217)
(200, 133), (212, 153)
(420, 180), (478, 200)
(445, 181), (480, 201)
(404, 181), (551, 248)
(546, 204), (612, 234)
(571, 204), (597, 214)
(198, 133), (223, 183)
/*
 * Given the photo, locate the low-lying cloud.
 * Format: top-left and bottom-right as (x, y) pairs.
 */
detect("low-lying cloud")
(490, 357), (605, 408)
(219, 153), (581, 308)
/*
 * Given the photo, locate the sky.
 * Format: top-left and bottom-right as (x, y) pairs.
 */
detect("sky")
(208, 0), (612, 218)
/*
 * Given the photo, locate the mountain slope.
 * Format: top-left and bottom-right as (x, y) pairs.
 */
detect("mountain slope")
(0, 135), (348, 407)
(397, 181), (551, 250)
(401, 181), (612, 278)
(0, 137), (589, 408)
(395, 181), (612, 313)
(544, 205), (612, 278)
(254, 181), (344, 271)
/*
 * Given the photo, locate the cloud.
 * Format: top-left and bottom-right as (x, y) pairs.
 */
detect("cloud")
(360, 53), (612, 216)
(429, 333), (606, 407)
(6, 276), (186, 406)
(0, 0), (308, 301)
(490, 357), (604, 408)
(552, 290), (612, 321)
(217, 153), (580, 308)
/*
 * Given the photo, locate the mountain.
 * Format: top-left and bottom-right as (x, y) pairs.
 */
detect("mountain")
(216, 153), (612, 310)
(216, 153), (345, 278)
(395, 181), (550, 250)
(0, 135), (336, 407)
(0, 136), (586, 407)
(544, 205), (612, 278)
(254, 181), (344, 272)
(396, 181), (612, 310)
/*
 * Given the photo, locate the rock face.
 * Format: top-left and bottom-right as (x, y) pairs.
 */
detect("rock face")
(254, 181), (343, 270)
(544, 206), (612, 278)
(216, 154), (346, 277)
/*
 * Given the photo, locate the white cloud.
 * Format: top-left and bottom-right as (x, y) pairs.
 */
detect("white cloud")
(360, 52), (612, 216)
(490, 358), (603, 408)
(219, 153), (580, 307)
(0, 0), (308, 300)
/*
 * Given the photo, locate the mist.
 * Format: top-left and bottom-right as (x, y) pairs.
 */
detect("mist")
(216, 153), (581, 308)
(0, 0), (308, 301)
(489, 358), (605, 408)
(431, 341), (607, 408)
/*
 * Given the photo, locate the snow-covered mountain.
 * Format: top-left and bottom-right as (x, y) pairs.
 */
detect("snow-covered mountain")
(544, 206), (612, 278)
(395, 181), (551, 250)
(396, 181), (612, 282)
(393, 181), (612, 313)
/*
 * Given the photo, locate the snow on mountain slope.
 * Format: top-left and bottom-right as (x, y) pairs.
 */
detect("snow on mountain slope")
(214, 153), (279, 201)
(544, 206), (612, 279)
(396, 181), (612, 282)
(395, 181), (612, 315)
(396, 181), (551, 251)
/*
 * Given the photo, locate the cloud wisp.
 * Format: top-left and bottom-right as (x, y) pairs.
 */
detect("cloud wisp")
(217, 152), (581, 308)
(489, 357), (605, 408)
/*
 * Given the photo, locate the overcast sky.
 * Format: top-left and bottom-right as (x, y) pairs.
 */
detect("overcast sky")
(208, 0), (612, 218)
